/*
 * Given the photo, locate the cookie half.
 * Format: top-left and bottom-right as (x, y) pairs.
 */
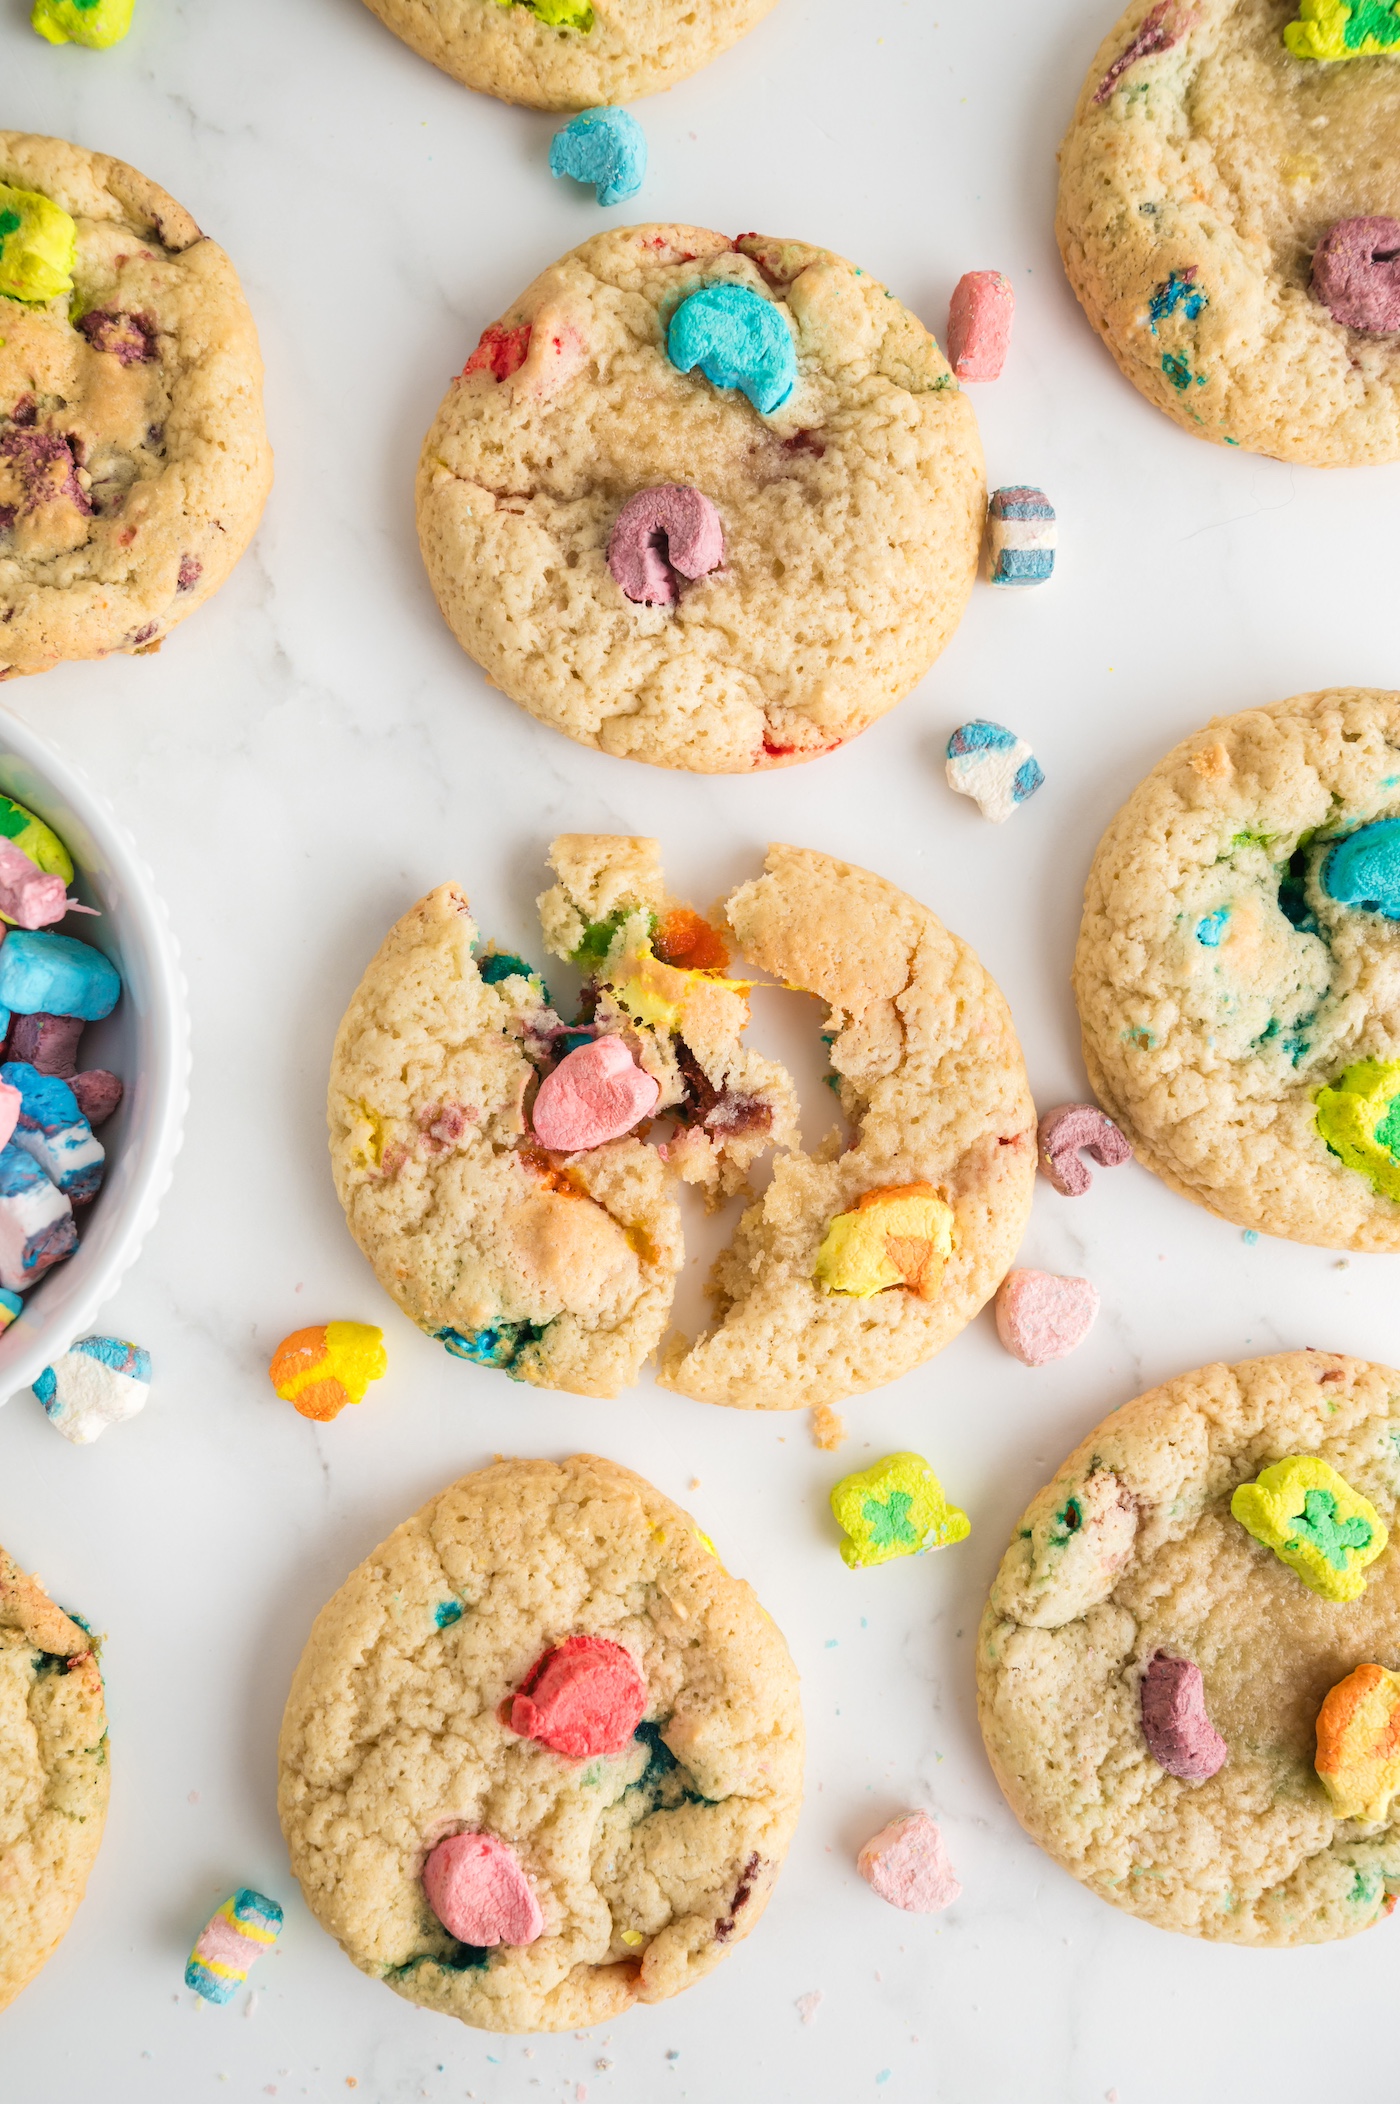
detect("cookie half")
(277, 1454), (803, 2033)
(1075, 687), (1400, 1249)
(358, 0), (780, 108)
(0, 1541), (109, 2011)
(662, 845), (1036, 1408)
(1057, 1), (1400, 465)
(415, 227), (984, 773)
(0, 131), (272, 679)
(978, 1351), (1400, 1944)
(326, 841), (795, 1399)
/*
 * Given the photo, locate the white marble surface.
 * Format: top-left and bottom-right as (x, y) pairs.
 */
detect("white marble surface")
(4, 0), (1400, 2097)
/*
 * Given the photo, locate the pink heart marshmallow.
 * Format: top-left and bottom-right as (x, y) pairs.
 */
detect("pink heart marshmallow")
(531, 1036), (660, 1153)
(995, 1268), (1099, 1366)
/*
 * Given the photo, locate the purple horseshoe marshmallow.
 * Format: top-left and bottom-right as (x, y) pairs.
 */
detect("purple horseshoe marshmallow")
(1140, 1652), (1227, 1782)
(607, 484), (725, 607)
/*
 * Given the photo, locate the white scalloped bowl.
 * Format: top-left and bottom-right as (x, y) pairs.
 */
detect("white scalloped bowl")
(0, 706), (190, 1405)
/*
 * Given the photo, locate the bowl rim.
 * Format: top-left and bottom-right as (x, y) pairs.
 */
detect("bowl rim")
(0, 702), (191, 1405)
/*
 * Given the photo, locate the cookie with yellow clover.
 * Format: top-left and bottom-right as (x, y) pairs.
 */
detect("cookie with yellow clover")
(661, 844), (1036, 1409)
(415, 226), (984, 773)
(978, 1351), (1400, 1944)
(1057, 0), (1400, 465)
(329, 838), (1033, 1407)
(357, 0), (781, 110)
(1075, 687), (1400, 1249)
(0, 1541), (109, 2012)
(0, 132), (272, 680)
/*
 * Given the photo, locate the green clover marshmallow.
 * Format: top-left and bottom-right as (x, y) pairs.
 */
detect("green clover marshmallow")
(830, 1452), (970, 1571)
(32, 0), (135, 49)
(1231, 1456), (1387, 1602)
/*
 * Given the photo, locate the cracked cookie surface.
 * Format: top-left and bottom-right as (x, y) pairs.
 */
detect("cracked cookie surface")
(1057, 0), (1400, 465)
(0, 1542), (108, 2012)
(978, 1351), (1400, 1944)
(663, 845), (1036, 1410)
(415, 226), (983, 773)
(1075, 687), (1400, 1249)
(359, 0), (781, 108)
(0, 131), (271, 679)
(277, 1454), (803, 2033)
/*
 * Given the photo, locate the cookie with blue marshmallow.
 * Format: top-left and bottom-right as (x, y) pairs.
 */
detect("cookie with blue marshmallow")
(416, 225), (984, 773)
(1057, 0), (1400, 465)
(1076, 686), (1400, 1248)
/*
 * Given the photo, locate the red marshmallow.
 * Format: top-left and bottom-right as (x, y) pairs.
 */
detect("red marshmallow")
(509, 1634), (648, 1759)
(946, 272), (1014, 380)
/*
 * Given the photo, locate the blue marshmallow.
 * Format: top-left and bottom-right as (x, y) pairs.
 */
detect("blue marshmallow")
(34, 1335), (152, 1444)
(1322, 819), (1400, 920)
(987, 486), (1057, 588)
(667, 283), (797, 415)
(945, 720), (1045, 822)
(1, 1061), (104, 1202)
(0, 929), (120, 1020)
(550, 107), (647, 207)
(0, 1140), (76, 1292)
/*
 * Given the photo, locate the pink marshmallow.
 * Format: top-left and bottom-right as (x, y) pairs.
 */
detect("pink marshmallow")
(947, 272), (1014, 380)
(193, 1911), (263, 1971)
(607, 485), (725, 606)
(857, 1811), (960, 1914)
(1312, 217), (1400, 335)
(1037, 1103), (1132, 1195)
(531, 1036), (660, 1153)
(422, 1831), (543, 1949)
(995, 1269), (1099, 1366)
(0, 838), (72, 929)
(0, 1080), (19, 1153)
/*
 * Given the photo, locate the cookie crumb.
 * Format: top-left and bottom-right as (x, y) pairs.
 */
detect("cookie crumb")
(1189, 743), (1232, 780)
(795, 1989), (823, 2024)
(810, 1402), (847, 1451)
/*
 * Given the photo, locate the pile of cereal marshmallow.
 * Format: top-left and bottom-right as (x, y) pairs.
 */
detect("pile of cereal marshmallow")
(0, 791), (123, 1328)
